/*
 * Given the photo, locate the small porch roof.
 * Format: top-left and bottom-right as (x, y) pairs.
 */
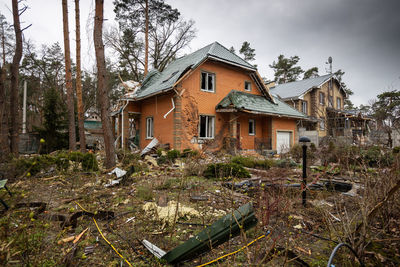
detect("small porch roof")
(216, 90), (308, 119)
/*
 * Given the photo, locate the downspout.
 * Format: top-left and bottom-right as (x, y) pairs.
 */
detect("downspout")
(164, 97), (175, 119)
(163, 88), (185, 119)
(121, 100), (129, 149)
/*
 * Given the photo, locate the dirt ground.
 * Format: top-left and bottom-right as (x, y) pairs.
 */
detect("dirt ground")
(0, 151), (399, 266)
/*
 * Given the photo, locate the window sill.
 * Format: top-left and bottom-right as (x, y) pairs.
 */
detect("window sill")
(145, 137), (154, 140)
(200, 89), (215, 93)
(249, 133), (255, 136)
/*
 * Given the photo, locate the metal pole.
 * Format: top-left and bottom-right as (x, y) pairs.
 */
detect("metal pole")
(22, 80), (27, 134)
(302, 143), (307, 207)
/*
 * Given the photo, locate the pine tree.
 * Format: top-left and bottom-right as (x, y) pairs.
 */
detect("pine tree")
(269, 55), (304, 84)
(239, 41), (255, 61)
(303, 67), (319, 79)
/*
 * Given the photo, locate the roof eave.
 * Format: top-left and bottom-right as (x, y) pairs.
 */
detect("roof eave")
(207, 55), (256, 72)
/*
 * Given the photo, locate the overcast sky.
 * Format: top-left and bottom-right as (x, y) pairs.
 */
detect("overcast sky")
(1, 0), (399, 107)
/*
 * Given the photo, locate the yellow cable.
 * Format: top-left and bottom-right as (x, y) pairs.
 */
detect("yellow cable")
(75, 202), (133, 267)
(196, 231), (271, 267)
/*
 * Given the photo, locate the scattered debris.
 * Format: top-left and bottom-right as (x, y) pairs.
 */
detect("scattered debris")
(144, 155), (158, 167)
(140, 138), (159, 156)
(143, 202), (258, 265)
(142, 201), (200, 224)
(58, 236), (75, 245)
(108, 167), (127, 178)
(73, 228), (88, 244)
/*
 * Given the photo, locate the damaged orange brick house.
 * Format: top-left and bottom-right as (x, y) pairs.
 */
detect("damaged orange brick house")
(112, 42), (307, 154)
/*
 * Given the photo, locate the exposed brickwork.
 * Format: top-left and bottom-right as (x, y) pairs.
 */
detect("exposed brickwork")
(173, 95), (183, 150)
(121, 59), (299, 151)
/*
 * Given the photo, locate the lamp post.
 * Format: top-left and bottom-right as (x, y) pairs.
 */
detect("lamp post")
(299, 136), (311, 207)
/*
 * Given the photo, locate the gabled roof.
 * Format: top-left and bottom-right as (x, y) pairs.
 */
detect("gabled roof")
(216, 90), (307, 119)
(133, 42), (262, 100)
(269, 74), (345, 100)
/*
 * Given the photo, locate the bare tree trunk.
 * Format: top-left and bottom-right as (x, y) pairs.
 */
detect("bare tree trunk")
(144, 0), (149, 76)
(75, 0), (85, 152)
(10, 0), (22, 155)
(62, 0), (76, 151)
(94, 0), (116, 168)
(0, 67), (9, 156)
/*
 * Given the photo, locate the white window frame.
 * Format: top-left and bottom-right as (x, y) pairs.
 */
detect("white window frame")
(248, 119), (255, 135)
(199, 115), (215, 139)
(146, 117), (153, 139)
(302, 101), (308, 115)
(336, 97), (341, 109)
(319, 92), (325, 106)
(244, 81), (252, 91)
(319, 117), (325, 131)
(200, 71), (215, 92)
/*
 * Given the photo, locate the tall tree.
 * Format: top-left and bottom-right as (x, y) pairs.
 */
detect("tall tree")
(334, 69), (354, 110)
(62, 0), (76, 150)
(303, 67), (319, 79)
(144, 0), (149, 76)
(0, 14), (14, 156)
(371, 90), (400, 147)
(239, 41), (255, 61)
(94, 0), (116, 168)
(10, 0), (24, 155)
(269, 55), (304, 84)
(111, 0), (195, 79)
(75, 0), (85, 152)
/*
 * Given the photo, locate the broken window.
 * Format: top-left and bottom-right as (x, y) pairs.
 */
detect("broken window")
(328, 96), (333, 107)
(319, 92), (325, 105)
(319, 117), (325, 131)
(146, 117), (153, 139)
(244, 81), (251, 91)
(199, 115), (215, 138)
(337, 97), (342, 109)
(201, 71), (215, 92)
(302, 101), (308, 115)
(248, 119), (255, 135)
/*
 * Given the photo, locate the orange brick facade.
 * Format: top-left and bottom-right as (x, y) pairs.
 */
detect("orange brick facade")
(118, 59), (298, 152)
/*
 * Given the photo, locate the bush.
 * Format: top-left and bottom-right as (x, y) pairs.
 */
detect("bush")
(203, 162), (250, 180)
(167, 149), (181, 161)
(81, 153), (98, 171)
(157, 155), (168, 165)
(136, 186), (154, 201)
(231, 156), (274, 170)
(15, 155), (55, 176)
(156, 148), (165, 157)
(393, 146), (400, 154)
(181, 148), (199, 158)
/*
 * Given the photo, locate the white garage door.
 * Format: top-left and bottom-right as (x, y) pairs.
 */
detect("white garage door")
(276, 131), (292, 154)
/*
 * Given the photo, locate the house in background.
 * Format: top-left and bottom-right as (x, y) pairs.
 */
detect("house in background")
(270, 74), (371, 143)
(112, 42), (307, 154)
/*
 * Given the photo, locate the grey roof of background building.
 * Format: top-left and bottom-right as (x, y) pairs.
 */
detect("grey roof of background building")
(270, 74), (335, 100)
(135, 42), (256, 99)
(216, 90), (307, 119)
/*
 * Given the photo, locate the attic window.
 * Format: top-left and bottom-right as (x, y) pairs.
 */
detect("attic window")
(162, 71), (179, 83)
(244, 81), (251, 91)
(201, 71), (215, 92)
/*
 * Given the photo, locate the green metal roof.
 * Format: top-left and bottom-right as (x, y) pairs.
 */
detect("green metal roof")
(216, 90), (307, 119)
(135, 42), (257, 99)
